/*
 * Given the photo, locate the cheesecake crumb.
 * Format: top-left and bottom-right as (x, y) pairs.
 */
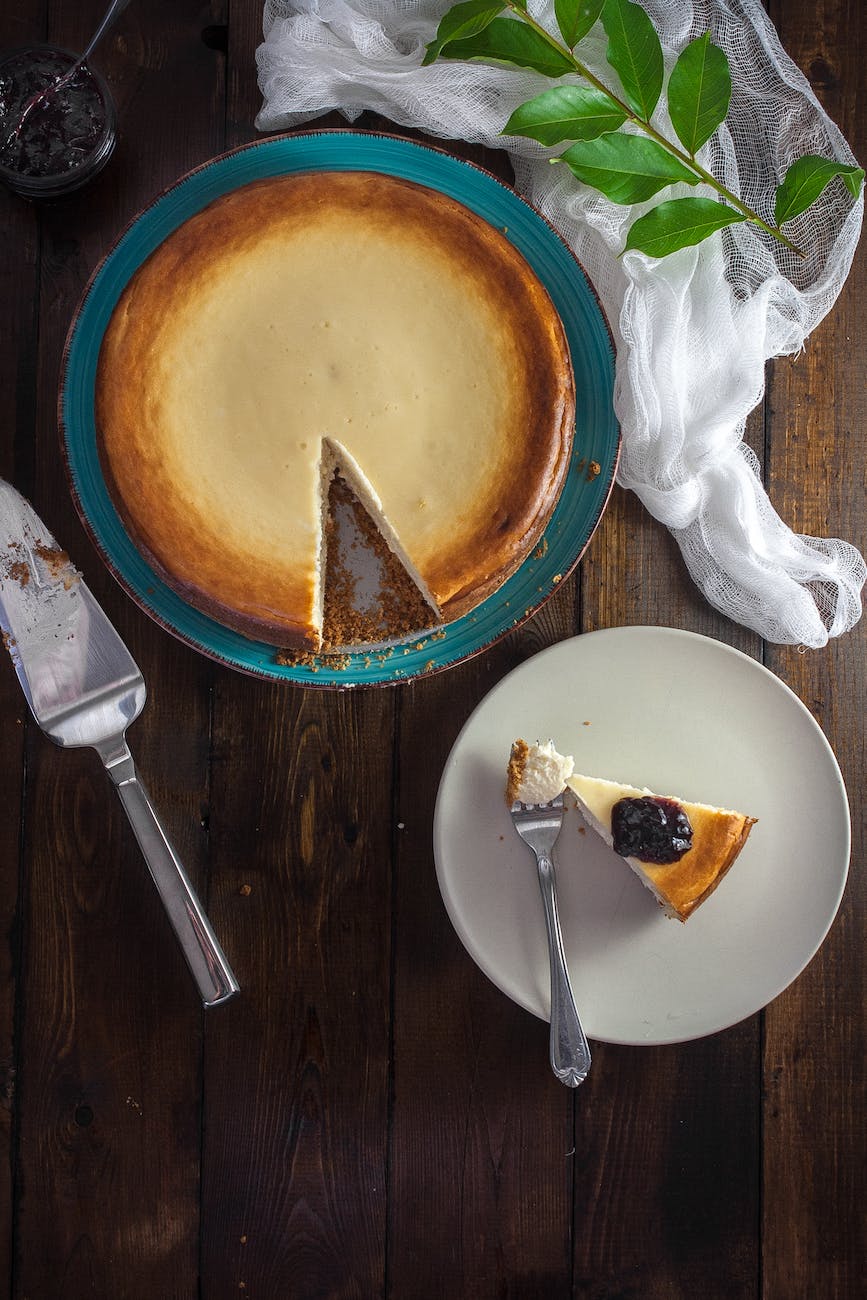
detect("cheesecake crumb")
(6, 559), (29, 586)
(276, 648), (318, 668)
(34, 541), (79, 588)
(238, 884), (252, 897)
(587, 460), (601, 481)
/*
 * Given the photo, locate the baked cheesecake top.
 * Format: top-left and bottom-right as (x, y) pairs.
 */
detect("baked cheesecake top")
(96, 170), (575, 648)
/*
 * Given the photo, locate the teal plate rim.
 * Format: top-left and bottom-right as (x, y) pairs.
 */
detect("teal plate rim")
(60, 129), (620, 688)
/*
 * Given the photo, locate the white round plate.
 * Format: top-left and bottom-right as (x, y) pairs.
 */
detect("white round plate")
(433, 626), (850, 1045)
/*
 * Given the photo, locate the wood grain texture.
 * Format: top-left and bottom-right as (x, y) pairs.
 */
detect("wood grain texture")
(573, 462), (761, 1300)
(0, 1), (45, 1286)
(197, 58), (395, 1300)
(0, 2), (863, 1297)
(9, 3), (222, 1297)
(389, 583), (579, 1300)
(763, 6), (867, 1297)
(199, 683), (395, 1300)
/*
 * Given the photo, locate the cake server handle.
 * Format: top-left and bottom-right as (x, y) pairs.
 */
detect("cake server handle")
(535, 849), (592, 1086)
(99, 739), (240, 1008)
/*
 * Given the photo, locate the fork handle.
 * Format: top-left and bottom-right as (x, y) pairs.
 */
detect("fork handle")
(535, 852), (592, 1086)
(100, 742), (240, 1008)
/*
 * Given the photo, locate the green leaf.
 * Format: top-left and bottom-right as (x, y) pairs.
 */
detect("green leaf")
(667, 32), (732, 155)
(774, 155), (866, 225)
(422, 1), (506, 66)
(624, 196), (745, 257)
(555, 0), (605, 49)
(438, 16), (575, 78)
(558, 133), (697, 204)
(601, 0), (664, 121)
(503, 85), (627, 145)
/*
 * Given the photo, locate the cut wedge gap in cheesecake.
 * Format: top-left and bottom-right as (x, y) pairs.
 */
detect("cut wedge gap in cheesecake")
(315, 444), (441, 654)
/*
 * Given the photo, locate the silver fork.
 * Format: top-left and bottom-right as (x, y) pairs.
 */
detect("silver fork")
(510, 796), (592, 1086)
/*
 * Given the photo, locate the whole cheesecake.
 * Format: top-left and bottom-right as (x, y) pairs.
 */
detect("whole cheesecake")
(95, 170), (575, 650)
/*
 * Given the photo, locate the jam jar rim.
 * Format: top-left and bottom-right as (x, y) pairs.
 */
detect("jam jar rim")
(0, 42), (117, 197)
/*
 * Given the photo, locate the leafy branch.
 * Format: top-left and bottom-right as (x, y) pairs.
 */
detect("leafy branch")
(422, 0), (864, 259)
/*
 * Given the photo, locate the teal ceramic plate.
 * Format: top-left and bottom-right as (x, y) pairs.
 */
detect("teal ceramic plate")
(61, 131), (619, 687)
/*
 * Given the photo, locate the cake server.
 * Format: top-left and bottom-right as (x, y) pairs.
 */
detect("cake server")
(510, 795), (591, 1086)
(0, 479), (239, 1008)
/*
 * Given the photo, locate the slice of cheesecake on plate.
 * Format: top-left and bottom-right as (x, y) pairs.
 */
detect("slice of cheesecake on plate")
(565, 772), (757, 922)
(506, 740), (756, 921)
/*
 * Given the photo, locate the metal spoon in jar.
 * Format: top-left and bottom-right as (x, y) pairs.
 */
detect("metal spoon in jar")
(8, 0), (133, 142)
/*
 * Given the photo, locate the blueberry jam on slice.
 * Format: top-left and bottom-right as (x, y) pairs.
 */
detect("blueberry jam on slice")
(611, 796), (693, 864)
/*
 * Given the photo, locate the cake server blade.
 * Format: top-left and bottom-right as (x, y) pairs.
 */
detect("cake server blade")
(0, 479), (239, 1008)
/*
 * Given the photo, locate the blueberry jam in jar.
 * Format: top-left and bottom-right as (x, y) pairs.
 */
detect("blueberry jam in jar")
(0, 45), (116, 198)
(611, 796), (694, 865)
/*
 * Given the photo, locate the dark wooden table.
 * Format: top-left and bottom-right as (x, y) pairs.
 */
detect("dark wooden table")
(0, 3), (864, 1297)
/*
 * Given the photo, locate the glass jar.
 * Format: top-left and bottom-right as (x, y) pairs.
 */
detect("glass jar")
(0, 44), (117, 199)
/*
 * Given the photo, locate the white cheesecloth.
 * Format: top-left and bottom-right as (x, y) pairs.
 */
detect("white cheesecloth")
(255, 0), (866, 646)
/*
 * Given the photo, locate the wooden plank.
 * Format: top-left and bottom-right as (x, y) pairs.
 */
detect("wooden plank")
(197, 29), (394, 1300)
(389, 588), (578, 1299)
(0, 3), (46, 1290)
(368, 119), (577, 1297)
(562, 21), (770, 1288)
(762, 356), (866, 1295)
(572, 466), (762, 1299)
(762, 4), (867, 1294)
(9, 3), (223, 1295)
(563, 20), (767, 1274)
(571, 1028), (759, 1298)
(200, 681), (395, 1299)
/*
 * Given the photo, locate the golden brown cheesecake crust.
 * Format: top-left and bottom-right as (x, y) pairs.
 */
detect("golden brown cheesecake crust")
(639, 805), (758, 921)
(505, 738), (530, 806)
(95, 171), (575, 648)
